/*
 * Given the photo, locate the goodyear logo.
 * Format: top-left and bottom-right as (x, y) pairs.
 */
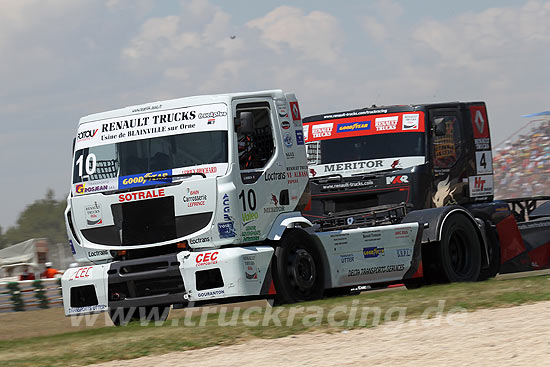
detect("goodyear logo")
(337, 121), (371, 133)
(363, 246), (385, 258)
(119, 170), (172, 189)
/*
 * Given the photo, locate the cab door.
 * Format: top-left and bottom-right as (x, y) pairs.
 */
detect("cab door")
(428, 107), (471, 207)
(232, 99), (287, 243)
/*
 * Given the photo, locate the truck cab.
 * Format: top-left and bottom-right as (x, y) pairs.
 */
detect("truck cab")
(302, 102), (494, 220)
(63, 90), (310, 317)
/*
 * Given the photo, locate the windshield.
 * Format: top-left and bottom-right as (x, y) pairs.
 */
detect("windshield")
(304, 111), (426, 176)
(315, 132), (425, 164)
(71, 102), (229, 194)
(72, 131), (228, 184)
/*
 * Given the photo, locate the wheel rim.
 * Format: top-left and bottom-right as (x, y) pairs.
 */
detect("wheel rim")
(288, 248), (316, 292)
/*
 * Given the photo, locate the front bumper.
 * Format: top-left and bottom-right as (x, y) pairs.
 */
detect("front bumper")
(61, 246), (274, 316)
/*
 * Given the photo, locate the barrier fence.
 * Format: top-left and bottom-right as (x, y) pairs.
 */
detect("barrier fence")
(0, 278), (62, 313)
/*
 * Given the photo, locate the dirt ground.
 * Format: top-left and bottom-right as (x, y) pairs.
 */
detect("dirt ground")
(92, 301), (550, 367)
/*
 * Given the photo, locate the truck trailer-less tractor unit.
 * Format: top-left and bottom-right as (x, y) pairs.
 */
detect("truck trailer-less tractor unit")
(62, 91), (550, 324)
(303, 102), (550, 283)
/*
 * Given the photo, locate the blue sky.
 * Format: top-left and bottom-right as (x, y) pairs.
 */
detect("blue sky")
(1, 0), (549, 230)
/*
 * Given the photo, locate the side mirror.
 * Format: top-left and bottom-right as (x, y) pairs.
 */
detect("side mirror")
(235, 111), (254, 134)
(434, 119), (447, 136)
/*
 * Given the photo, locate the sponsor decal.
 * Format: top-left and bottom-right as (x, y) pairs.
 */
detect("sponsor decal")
(118, 188), (165, 202)
(283, 132), (293, 147)
(88, 250), (110, 258)
(198, 111), (227, 119)
(217, 221), (236, 238)
(69, 240), (76, 255)
(295, 130), (304, 145)
(433, 176), (457, 207)
(178, 165), (218, 176)
(101, 111), (196, 134)
(391, 159), (401, 169)
(363, 246), (385, 258)
(196, 251), (218, 266)
(311, 123), (334, 138)
(285, 152), (295, 160)
(242, 225), (261, 241)
(469, 175), (494, 197)
(85, 201), (102, 226)
(197, 289), (224, 298)
(340, 254), (355, 264)
(69, 266), (92, 280)
(396, 248), (412, 257)
(470, 105), (489, 139)
(286, 165), (308, 184)
(336, 121), (371, 133)
(119, 170), (171, 189)
(75, 182), (111, 195)
(375, 116), (398, 131)
(323, 160), (383, 173)
(402, 114), (419, 130)
(330, 233), (349, 246)
(290, 101), (301, 121)
(189, 236), (211, 245)
(182, 189), (207, 207)
(265, 171), (286, 181)
(242, 212), (259, 226)
(386, 175), (409, 185)
(475, 138), (491, 150)
(68, 304), (107, 313)
(207, 118), (215, 124)
(309, 168), (317, 177)
(363, 231), (381, 241)
(243, 255), (258, 281)
(281, 121), (291, 130)
(321, 180), (374, 190)
(303, 125), (309, 141)
(264, 193), (285, 213)
(222, 193), (231, 221)
(394, 229), (410, 239)
(278, 105), (288, 117)
(347, 264), (405, 277)
(77, 128), (99, 142)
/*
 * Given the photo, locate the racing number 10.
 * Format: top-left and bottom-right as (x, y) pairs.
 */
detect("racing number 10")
(76, 153), (97, 177)
(239, 189), (256, 211)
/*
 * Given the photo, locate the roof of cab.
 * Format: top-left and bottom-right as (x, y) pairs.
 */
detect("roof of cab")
(78, 89), (286, 125)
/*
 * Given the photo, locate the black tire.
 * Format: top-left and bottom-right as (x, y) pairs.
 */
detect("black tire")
(403, 279), (424, 289)
(437, 214), (482, 282)
(272, 229), (325, 304)
(109, 307), (135, 326)
(477, 223), (501, 281)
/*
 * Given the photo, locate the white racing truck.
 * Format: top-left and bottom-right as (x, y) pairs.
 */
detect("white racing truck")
(62, 90), (424, 324)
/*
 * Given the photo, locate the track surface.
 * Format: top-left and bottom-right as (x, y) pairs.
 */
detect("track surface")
(92, 301), (550, 367)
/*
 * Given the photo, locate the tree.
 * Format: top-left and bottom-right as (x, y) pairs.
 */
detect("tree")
(0, 189), (67, 247)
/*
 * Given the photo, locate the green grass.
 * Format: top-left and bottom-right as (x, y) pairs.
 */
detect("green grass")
(1, 275), (549, 367)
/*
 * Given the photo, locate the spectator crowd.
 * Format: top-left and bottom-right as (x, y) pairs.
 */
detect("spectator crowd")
(493, 121), (550, 199)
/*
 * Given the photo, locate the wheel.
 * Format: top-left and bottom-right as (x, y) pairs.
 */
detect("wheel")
(403, 279), (424, 289)
(272, 229), (325, 304)
(437, 214), (482, 282)
(477, 222), (500, 281)
(109, 307), (135, 326)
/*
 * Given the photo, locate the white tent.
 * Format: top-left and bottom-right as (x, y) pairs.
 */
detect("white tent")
(0, 239), (48, 278)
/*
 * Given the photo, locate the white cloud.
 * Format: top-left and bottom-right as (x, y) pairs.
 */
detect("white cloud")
(246, 6), (345, 65)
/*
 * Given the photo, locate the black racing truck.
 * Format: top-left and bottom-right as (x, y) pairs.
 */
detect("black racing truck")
(303, 102), (550, 285)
